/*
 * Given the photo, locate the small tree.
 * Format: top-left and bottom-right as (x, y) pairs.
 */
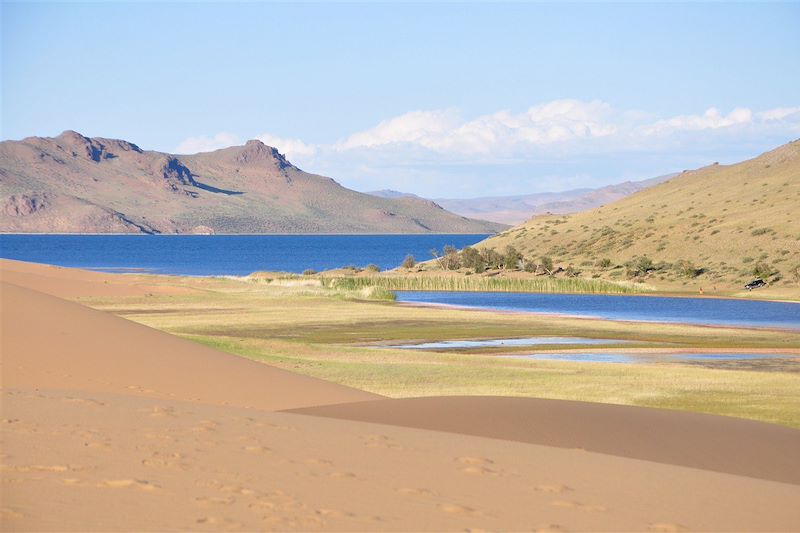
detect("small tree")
(790, 263), (800, 284)
(441, 245), (461, 270)
(636, 256), (654, 273)
(752, 261), (775, 279)
(461, 247), (485, 271)
(523, 258), (536, 273)
(430, 248), (444, 269)
(401, 254), (416, 270)
(483, 248), (503, 269)
(503, 246), (523, 270)
(540, 256), (554, 275)
(365, 264), (381, 273)
(675, 259), (700, 278)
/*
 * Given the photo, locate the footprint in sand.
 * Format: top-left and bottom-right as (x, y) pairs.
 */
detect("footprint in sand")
(328, 471), (357, 479)
(195, 516), (243, 529)
(648, 522), (687, 532)
(438, 503), (475, 515)
(315, 508), (356, 518)
(455, 456), (494, 465)
(533, 524), (568, 533)
(191, 421), (219, 433)
(396, 487), (437, 497)
(142, 451), (188, 470)
(63, 397), (105, 407)
(361, 434), (405, 450)
(456, 456), (500, 475)
(195, 496), (236, 506)
(215, 484), (258, 497)
(303, 458), (333, 466)
(243, 445), (272, 454)
(550, 499), (606, 512)
(5, 464), (80, 473)
(99, 479), (160, 492)
(1, 507), (25, 520)
(141, 406), (176, 417)
(535, 484), (573, 494)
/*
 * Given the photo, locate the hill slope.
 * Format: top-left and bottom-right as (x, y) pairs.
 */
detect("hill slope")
(0, 131), (506, 234)
(480, 140), (800, 288)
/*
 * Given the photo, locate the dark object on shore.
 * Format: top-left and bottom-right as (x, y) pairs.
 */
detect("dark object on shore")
(745, 279), (766, 290)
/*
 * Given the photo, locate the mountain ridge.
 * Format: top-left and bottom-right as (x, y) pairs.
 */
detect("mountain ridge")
(367, 175), (673, 225)
(0, 131), (506, 234)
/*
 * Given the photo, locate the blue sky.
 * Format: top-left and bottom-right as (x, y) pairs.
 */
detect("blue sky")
(3, 2), (799, 197)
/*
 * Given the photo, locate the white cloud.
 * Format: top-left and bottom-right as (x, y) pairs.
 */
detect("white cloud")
(337, 109), (461, 150)
(643, 106), (754, 135)
(757, 106), (800, 122)
(170, 101), (799, 196)
(255, 133), (317, 159)
(173, 132), (240, 154)
(335, 100), (617, 155)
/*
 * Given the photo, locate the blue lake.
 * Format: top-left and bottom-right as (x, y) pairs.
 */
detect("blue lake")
(506, 352), (796, 364)
(383, 337), (629, 350)
(0, 234), (488, 276)
(396, 291), (800, 330)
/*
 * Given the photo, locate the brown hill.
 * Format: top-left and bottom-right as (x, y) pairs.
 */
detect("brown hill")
(480, 140), (800, 288)
(0, 131), (506, 234)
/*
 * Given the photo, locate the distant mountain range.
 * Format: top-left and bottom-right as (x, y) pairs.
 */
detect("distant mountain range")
(0, 131), (506, 234)
(369, 175), (674, 225)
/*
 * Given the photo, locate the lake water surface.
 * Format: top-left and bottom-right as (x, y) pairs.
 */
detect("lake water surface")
(396, 291), (800, 330)
(0, 234), (488, 276)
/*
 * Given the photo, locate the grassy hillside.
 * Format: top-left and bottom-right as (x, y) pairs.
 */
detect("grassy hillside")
(480, 140), (800, 290)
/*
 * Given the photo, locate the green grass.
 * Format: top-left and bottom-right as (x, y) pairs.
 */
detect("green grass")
(80, 276), (800, 429)
(187, 334), (800, 428)
(321, 274), (642, 294)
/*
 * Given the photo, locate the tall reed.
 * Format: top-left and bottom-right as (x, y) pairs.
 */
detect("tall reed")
(323, 275), (643, 294)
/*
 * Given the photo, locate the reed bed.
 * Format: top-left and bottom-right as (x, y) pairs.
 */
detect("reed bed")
(323, 275), (643, 294)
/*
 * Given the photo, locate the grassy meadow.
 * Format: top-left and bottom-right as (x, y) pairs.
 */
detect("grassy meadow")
(79, 274), (800, 428)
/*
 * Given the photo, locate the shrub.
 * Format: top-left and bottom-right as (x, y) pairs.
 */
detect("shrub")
(482, 248), (503, 269)
(752, 261), (775, 279)
(302, 269), (317, 276)
(441, 245), (461, 270)
(597, 258), (612, 269)
(503, 246), (523, 270)
(460, 247), (485, 271)
(791, 264), (800, 284)
(625, 256), (656, 278)
(675, 259), (701, 278)
(401, 255), (416, 270)
(365, 264), (381, 273)
(540, 256), (554, 275)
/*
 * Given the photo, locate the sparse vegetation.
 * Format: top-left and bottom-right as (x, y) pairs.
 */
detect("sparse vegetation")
(322, 275), (641, 294)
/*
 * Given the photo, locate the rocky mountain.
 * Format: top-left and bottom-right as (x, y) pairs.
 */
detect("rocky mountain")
(0, 131), (506, 234)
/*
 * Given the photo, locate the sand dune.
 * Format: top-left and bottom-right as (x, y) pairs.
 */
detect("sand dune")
(2, 260), (800, 531)
(5, 388), (800, 532)
(0, 259), (192, 298)
(292, 396), (800, 485)
(1, 281), (378, 410)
